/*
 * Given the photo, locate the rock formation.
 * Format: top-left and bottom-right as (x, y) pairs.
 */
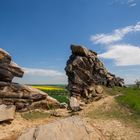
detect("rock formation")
(65, 45), (124, 106)
(0, 48), (24, 82)
(17, 116), (103, 140)
(0, 48), (60, 112)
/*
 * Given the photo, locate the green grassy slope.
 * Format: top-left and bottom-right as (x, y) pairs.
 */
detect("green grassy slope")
(105, 86), (140, 114)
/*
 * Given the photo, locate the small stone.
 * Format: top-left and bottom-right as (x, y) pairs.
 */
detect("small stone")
(60, 102), (68, 109)
(69, 96), (81, 111)
(95, 85), (103, 94)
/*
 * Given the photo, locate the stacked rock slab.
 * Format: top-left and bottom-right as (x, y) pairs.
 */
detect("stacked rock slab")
(0, 48), (59, 111)
(65, 45), (124, 102)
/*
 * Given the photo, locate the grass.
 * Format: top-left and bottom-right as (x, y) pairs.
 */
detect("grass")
(48, 94), (69, 104)
(104, 86), (140, 114)
(106, 86), (140, 127)
(87, 104), (140, 128)
(32, 85), (69, 103)
(116, 87), (140, 114)
(87, 86), (140, 128)
(21, 111), (50, 120)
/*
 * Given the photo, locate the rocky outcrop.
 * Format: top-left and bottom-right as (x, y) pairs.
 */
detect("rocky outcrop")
(0, 49), (24, 82)
(0, 82), (59, 111)
(0, 104), (15, 122)
(17, 116), (103, 140)
(0, 48), (60, 111)
(65, 45), (124, 105)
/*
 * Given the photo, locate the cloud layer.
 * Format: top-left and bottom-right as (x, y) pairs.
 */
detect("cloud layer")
(99, 44), (140, 66)
(112, 0), (137, 7)
(90, 22), (140, 45)
(91, 22), (140, 66)
(127, 0), (137, 7)
(24, 67), (65, 76)
(14, 67), (67, 84)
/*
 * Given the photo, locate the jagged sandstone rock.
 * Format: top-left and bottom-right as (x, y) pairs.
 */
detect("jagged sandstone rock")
(17, 116), (103, 140)
(0, 49), (24, 82)
(65, 45), (124, 109)
(0, 82), (60, 111)
(0, 48), (60, 112)
(0, 48), (11, 64)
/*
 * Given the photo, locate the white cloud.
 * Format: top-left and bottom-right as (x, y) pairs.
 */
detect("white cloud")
(127, 0), (135, 2)
(99, 44), (140, 66)
(13, 67), (67, 84)
(90, 22), (140, 45)
(129, 3), (136, 7)
(127, 0), (137, 7)
(112, 0), (137, 7)
(23, 67), (65, 77)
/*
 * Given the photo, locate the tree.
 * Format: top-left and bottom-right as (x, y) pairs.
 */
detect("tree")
(135, 80), (140, 89)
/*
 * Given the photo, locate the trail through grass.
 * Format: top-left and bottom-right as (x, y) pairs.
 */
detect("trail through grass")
(116, 87), (140, 114)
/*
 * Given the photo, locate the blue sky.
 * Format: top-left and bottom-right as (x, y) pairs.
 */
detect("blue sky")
(0, 0), (140, 84)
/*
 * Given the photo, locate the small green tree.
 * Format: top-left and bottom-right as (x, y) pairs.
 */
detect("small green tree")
(135, 79), (140, 89)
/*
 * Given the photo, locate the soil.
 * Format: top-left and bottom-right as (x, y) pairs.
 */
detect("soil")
(0, 95), (140, 140)
(80, 96), (140, 140)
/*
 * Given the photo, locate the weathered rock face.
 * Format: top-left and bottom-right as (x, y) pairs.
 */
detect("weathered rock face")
(17, 116), (102, 140)
(0, 82), (60, 111)
(0, 49), (24, 82)
(0, 104), (16, 122)
(0, 48), (60, 111)
(65, 45), (124, 102)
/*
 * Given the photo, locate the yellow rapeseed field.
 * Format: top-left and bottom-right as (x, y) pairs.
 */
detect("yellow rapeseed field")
(32, 85), (64, 91)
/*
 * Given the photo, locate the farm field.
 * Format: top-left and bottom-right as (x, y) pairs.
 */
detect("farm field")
(32, 85), (69, 103)
(32, 85), (64, 90)
(32, 85), (140, 114)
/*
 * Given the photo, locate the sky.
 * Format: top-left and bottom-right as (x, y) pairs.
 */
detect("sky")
(0, 0), (140, 84)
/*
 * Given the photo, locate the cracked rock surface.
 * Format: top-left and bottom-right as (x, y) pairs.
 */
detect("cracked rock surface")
(17, 116), (103, 140)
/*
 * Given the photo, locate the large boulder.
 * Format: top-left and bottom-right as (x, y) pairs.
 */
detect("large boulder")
(0, 104), (16, 122)
(65, 45), (124, 104)
(17, 116), (102, 140)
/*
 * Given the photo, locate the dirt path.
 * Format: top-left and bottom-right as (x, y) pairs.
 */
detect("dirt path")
(80, 95), (140, 140)
(0, 114), (51, 140)
(1, 96), (140, 140)
(0, 109), (69, 140)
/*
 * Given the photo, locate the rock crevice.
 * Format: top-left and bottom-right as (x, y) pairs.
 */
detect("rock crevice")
(17, 116), (103, 140)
